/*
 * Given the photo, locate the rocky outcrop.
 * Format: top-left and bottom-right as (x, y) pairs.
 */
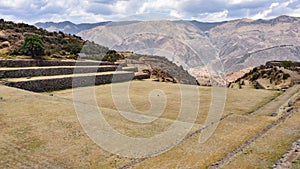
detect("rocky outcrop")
(0, 41), (10, 48)
(228, 62), (300, 90)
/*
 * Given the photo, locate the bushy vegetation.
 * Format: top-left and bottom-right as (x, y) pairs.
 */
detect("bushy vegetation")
(0, 19), (108, 60)
(102, 50), (123, 62)
(22, 35), (44, 58)
(81, 41), (109, 56)
(235, 65), (291, 87)
(80, 43), (123, 62)
(283, 73), (290, 80)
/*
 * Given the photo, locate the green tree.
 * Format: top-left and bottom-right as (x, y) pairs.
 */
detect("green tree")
(283, 73), (290, 80)
(65, 42), (82, 55)
(22, 35), (44, 58)
(102, 50), (123, 62)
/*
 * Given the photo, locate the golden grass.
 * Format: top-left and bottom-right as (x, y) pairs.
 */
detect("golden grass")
(0, 54), (31, 60)
(223, 108), (300, 168)
(54, 81), (279, 124)
(0, 86), (132, 168)
(135, 114), (274, 169)
(0, 81), (287, 168)
(252, 85), (299, 116)
(292, 157), (300, 169)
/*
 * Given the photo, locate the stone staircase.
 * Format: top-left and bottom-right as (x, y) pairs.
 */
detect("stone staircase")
(0, 59), (149, 92)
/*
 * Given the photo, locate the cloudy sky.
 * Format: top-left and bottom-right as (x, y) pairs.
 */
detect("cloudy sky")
(0, 0), (300, 24)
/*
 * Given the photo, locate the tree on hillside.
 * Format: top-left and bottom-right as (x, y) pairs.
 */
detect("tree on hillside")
(22, 35), (45, 58)
(102, 50), (123, 62)
(65, 42), (82, 55)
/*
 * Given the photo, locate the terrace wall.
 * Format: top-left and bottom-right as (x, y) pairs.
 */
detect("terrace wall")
(0, 66), (118, 78)
(5, 72), (134, 92)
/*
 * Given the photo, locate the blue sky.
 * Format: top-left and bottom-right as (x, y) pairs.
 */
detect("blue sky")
(0, 0), (300, 24)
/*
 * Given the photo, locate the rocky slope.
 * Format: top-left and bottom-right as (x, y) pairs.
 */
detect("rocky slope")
(77, 16), (300, 79)
(126, 53), (198, 85)
(228, 61), (300, 90)
(209, 15), (300, 73)
(77, 21), (222, 74)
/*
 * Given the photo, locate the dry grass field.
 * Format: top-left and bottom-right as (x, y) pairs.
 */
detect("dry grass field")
(223, 108), (300, 168)
(0, 80), (298, 168)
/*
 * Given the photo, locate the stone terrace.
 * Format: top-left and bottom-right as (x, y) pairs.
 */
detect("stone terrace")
(0, 59), (149, 92)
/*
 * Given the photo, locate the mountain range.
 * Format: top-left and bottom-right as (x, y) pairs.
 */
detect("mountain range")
(36, 16), (300, 78)
(35, 21), (111, 34)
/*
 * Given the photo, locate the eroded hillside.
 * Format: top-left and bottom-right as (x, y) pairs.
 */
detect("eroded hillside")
(77, 16), (300, 75)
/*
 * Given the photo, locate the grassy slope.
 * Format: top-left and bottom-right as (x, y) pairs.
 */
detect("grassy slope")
(223, 109), (300, 168)
(0, 81), (291, 168)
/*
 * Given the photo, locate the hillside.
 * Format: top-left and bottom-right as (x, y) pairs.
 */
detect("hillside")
(0, 19), (197, 85)
(228, 61), (300, 90)
(77, 15), (300, 78)
(126, 53), (198, 85)
(209, 15), (300, 72)
(35, 21), (111, 34)
(77, 20), (219, 71)
(0, 19), (111, 59)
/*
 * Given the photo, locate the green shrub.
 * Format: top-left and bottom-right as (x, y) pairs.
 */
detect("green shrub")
(252, 67), (258, 72)
(65, 42), (82, 54)
(266, 70), (272, 76)
(102, 50), (123, 62)
(283, 73), (290, 80)
(22, 35), (45, 58)
(250, 73), (260, 81)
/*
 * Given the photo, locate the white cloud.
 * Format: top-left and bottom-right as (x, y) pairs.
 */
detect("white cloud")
(252, 0), (300, 19)
(0, 0), (299, 24)
(113, 1), (129, 14)
(192, 10), (229, 22)
(137, 0), (181, 14)
(252, 2), (280, 19)
(169, 10), (183, 19)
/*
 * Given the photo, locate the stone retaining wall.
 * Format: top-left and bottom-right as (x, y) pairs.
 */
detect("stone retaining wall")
(0, 59), (118, 67)
(5, 72), (134, 92)
(0, 66), (118, 78)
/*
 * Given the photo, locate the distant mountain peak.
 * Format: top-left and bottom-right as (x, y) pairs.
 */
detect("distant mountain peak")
(35, 21), (110, 34)
(272, 15), (299, 23)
